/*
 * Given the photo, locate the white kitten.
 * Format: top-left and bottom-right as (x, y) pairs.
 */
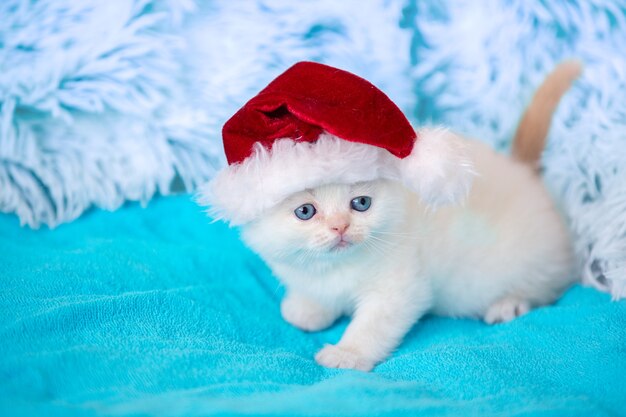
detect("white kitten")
(238, 62), (580, 371)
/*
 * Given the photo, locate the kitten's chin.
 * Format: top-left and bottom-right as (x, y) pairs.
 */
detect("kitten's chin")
(329, 241), (353, 253)
(325, 236), (361, 255)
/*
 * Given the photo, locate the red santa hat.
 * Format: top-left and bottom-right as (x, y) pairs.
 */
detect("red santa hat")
(199, 61), (474, 225)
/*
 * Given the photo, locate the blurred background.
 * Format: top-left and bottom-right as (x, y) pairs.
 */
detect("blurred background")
(1, 0), (625, 295)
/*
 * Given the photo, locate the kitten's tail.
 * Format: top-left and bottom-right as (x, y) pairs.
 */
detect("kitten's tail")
(512, 60), (582, 168)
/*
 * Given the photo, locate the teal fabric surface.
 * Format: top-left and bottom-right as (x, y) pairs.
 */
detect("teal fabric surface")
(1, 196), (625, 416)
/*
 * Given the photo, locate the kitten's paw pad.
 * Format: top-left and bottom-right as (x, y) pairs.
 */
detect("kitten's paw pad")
(315, 344), (375, 372)
(484, 297), (530, 324)
(281, 295), (336, 332)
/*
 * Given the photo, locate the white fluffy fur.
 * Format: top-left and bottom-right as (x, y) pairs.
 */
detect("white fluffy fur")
(197, 134), (393, 225)
(402, 127), (476, 207)
(240, 137), (574, 371)
(198, 130), (475, 225)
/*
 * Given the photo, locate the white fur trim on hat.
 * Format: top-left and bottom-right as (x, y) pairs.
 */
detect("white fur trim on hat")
(400, 127), (476, 207)
(197, 129), (475, 225)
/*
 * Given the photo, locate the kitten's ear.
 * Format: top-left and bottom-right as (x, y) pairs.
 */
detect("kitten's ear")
(399, 128), (476, 206)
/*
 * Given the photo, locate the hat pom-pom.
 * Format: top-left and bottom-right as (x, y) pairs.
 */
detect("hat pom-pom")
(400, 127), (476, 207)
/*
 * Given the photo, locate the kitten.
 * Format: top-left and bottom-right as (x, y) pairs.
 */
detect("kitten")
(226, 62), (580, 371)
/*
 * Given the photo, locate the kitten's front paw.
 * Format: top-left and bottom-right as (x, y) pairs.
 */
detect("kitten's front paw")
(315, 344), (375, 372)
(484, 296), (530, 324)
(281, 293), (338, 332)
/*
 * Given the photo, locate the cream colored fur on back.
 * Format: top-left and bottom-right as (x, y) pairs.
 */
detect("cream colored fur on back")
(238, 63), (579, 371)
(425, 139), (574, 318)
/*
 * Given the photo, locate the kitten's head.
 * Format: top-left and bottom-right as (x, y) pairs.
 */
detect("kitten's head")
(241, 180), (407, 266)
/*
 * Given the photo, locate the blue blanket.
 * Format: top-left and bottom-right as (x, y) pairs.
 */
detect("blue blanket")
(1, 196), (624, 416)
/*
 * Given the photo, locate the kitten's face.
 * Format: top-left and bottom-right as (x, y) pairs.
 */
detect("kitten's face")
(242, 180), (407, 265)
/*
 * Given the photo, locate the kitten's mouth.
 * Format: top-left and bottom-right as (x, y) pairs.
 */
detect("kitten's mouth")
(330, 237), (353, 252)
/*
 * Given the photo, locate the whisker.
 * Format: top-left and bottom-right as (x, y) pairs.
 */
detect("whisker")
(366, 234), (395, 246)
(363, 239), (388, 258)
(370, 230), (419, 240)
(370, 230), (414, 236)
(295, 248), (316, 266)
(363, 235), (396, 258)
(370, 231), (424, 242)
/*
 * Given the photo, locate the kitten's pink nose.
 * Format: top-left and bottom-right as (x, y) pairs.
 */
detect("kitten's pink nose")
(330, 223), (349, 235)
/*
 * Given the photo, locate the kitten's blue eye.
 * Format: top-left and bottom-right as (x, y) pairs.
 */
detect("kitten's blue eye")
(294, 203), (316, 220)
(351, 196), (372, 212)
